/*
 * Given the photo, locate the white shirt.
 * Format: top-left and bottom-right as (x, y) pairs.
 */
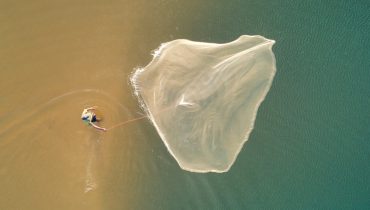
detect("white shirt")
(81, 109), (94, 122)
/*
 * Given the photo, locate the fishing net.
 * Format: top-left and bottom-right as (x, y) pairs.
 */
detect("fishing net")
(131, 35), (276, 172)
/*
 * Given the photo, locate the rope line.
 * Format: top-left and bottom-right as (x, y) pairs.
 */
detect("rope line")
(107, 115), (148, 130)
(105, 107), (171, 131)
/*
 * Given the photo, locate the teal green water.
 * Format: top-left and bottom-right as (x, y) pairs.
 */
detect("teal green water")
(126, 1), (370, 209)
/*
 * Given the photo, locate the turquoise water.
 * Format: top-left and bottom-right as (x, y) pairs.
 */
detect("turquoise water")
(126, 1), (369, 209)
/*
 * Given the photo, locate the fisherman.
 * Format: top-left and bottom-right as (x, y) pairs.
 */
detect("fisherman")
(81, 106), (107, 131)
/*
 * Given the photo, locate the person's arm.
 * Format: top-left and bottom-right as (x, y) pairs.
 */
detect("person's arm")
(90, 122), (107, 131)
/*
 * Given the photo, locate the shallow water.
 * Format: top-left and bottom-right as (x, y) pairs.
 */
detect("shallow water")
(0, 0), (369, 209)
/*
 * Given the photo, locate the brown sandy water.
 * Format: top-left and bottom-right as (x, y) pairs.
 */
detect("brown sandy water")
(0, 1), (168, 209)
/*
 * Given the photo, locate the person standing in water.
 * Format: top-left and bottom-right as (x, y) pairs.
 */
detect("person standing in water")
(81, 106), (107, 131)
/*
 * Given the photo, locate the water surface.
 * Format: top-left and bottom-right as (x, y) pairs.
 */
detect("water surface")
(0, 0), (369, 209)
